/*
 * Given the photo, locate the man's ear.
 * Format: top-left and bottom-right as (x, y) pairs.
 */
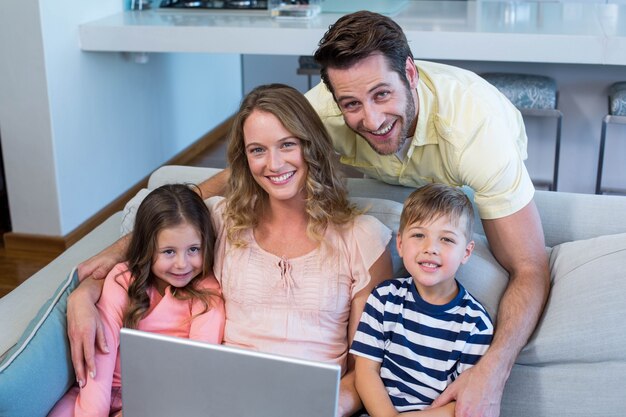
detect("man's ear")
(405, 57), (418, 89)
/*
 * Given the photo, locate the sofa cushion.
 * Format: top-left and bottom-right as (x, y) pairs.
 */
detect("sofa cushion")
(455, 233), (511, 321)
(517, 232), (626, 365)
(0, 268), (78, 417)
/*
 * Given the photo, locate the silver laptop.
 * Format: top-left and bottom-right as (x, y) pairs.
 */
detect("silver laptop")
(120, 328), (341, 417)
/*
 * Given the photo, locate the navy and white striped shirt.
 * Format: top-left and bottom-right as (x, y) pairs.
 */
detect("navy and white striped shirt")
(350, 277), (493, 412)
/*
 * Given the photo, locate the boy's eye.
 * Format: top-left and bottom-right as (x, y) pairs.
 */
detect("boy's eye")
(411, 233), (424, 239)
(441, 237), (455, 244)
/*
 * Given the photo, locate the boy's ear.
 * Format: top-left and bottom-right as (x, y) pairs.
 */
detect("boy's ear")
(460, 240), (475, 264)
(395, 231), (404, 258)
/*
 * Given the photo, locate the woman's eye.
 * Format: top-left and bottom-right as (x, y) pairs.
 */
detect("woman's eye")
(249, 147), (263, 154)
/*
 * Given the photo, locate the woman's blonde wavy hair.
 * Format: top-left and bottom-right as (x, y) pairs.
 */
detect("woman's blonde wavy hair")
(224, 83), (361, 246)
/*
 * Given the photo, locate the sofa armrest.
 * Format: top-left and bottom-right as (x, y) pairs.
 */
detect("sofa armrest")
(0, 212), (124, 358)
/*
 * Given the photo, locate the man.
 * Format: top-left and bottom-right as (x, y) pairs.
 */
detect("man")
(74, 11), (549, 417)
(303, 11), (549, 417)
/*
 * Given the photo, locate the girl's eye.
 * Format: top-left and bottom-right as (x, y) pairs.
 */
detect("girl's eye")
(163, 249), (175, 256)
(188, 246), (201, 254)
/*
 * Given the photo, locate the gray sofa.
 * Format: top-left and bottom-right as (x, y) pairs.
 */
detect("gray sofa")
(2, 165), (626, 417)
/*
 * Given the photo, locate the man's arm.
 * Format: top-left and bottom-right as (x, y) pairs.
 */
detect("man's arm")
(431, 199), (550, 417)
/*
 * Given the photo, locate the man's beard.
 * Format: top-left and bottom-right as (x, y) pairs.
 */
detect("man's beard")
(353, 84), (417, 156)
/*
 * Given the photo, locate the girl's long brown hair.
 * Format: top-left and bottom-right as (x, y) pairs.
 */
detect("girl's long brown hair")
(122, 184), (219, 329)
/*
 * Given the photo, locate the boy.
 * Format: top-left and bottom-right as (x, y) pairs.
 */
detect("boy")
(350, 183), (494, 417)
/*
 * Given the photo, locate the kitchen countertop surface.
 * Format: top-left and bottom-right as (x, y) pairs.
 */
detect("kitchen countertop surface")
(78, 0), (626, 65)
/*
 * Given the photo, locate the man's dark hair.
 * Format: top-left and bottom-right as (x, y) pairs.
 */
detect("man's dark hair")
(314, 11), (414, 95)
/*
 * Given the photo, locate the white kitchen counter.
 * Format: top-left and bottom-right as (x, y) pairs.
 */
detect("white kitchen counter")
(78, 1), (626, 65)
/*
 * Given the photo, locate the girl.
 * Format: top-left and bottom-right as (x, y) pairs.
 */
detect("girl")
(51, 184), (225, 417)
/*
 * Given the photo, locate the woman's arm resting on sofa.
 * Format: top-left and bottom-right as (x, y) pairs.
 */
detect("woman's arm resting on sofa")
(77, 234), (130, 281)
(71, 234), (131, 387)
(67, 276), (109, 388)
(197, 168), (230, 199)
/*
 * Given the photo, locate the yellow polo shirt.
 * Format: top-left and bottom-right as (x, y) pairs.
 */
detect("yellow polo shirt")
(305, 60), (534, 220)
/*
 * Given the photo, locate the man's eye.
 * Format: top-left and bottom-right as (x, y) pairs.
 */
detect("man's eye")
(342, 101), (359, 110)
(375, 91), (390, 100)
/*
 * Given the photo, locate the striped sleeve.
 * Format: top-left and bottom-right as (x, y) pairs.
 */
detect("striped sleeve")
(350, 287), (387, 362)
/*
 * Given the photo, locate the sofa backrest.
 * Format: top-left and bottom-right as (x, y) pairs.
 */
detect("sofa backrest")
(347, 176), (626, 247)
(149, 165), (626, 248)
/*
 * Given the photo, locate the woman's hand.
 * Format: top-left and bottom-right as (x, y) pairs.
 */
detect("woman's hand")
(67, 278), (108, 387)
(77, 234), (130, 281)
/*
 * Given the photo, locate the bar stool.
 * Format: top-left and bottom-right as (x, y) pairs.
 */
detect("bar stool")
(481, 73), (563, 191)
(595, 82), (626, 195)
(297, 55), (320, 90)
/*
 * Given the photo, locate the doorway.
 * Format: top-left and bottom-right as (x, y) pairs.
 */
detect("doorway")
(0, 133), (11, 234)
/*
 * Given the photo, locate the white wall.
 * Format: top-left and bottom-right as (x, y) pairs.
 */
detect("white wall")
(0, 1), (242, 236)
(243, 55), (626, 194)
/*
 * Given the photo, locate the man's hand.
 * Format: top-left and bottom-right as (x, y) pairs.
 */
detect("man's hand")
(67, 279), (109, 388)
(430, 358), (503, 417)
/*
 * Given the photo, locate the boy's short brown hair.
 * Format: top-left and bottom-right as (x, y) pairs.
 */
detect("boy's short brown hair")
(399, 183), (475, 241)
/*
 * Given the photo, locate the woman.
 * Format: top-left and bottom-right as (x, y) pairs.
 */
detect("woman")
(68, 84), (393, 416)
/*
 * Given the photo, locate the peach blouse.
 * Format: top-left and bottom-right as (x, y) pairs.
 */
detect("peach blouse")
(207, 197), (391, 374)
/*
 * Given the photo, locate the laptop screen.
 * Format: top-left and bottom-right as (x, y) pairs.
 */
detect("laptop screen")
(120, 328), (340, 417)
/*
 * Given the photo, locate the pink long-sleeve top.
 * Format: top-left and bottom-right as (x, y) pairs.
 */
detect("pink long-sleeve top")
(74, 262), (225, 417)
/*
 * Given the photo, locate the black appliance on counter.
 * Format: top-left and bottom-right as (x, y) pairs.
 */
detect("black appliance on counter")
(159, 0), (269, 9)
